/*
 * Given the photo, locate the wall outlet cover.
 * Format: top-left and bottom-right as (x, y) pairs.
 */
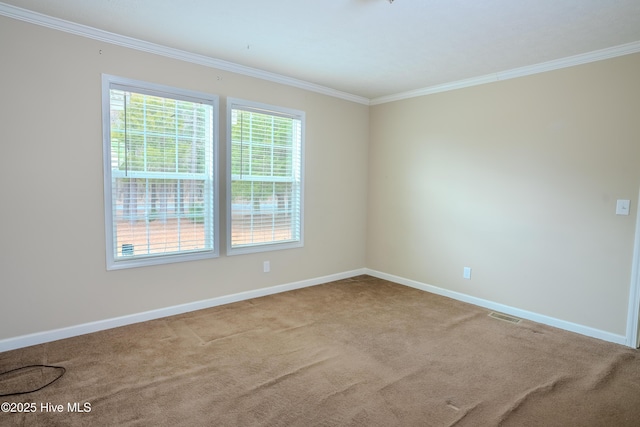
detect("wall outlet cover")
(616, 199), (630, 216)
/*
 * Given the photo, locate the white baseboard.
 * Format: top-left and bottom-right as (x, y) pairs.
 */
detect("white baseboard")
(0, 269), (366, 352)
(2, 267), (628, 352)
(365, 269), (628, 347)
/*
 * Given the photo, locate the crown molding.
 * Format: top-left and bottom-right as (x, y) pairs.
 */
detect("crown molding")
(370, 40), (640, 105)
(0, 2), (370, 105)
(2, 2), (639, 107)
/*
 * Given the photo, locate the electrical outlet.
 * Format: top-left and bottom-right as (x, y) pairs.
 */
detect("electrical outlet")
(463, 267), (471, 280)
(263, 261), (270, 273)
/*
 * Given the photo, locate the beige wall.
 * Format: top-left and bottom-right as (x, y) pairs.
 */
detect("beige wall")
(2, 13), (639, 344)
(368, 53), (640, 336)
(0, 17), (369, 340)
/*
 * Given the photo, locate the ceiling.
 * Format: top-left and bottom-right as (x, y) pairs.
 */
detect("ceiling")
(2, 0), (640, 102)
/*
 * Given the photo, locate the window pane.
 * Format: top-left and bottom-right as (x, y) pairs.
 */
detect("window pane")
(228, 101), (303, 253)
(113, 178), (210, 256)
(104, 76), (218, 269)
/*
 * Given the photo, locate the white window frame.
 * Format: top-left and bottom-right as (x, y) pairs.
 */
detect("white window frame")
(102, 74), (219, 270)
(226, 98), (305, 255)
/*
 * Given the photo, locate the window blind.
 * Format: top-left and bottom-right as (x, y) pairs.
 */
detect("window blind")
(104, 77), (217, 268)
(228, 101), (304, 252)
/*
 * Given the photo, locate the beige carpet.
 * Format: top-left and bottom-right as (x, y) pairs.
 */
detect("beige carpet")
(1, 275), (640, 426)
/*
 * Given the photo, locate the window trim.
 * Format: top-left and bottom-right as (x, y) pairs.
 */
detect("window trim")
(226, 97), (305, 256)
(102, 74), (219, 270)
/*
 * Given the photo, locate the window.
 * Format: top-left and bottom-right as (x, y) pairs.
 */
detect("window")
(102, 75), (218, 269)
(227, 98), (304, 255)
